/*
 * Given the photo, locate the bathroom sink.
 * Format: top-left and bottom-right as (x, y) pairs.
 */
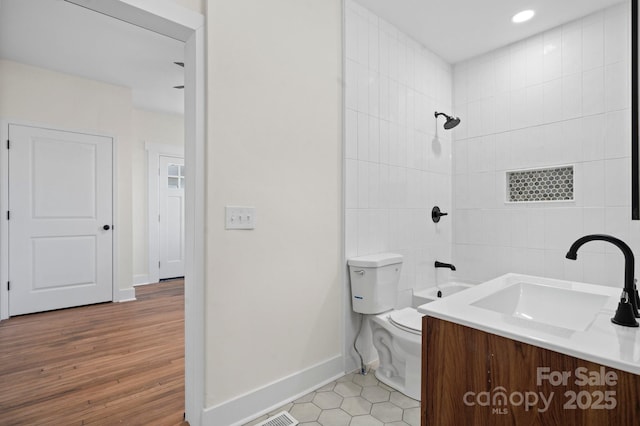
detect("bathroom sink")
(471, 282), (609, 331)
(419, 273), (640, 376)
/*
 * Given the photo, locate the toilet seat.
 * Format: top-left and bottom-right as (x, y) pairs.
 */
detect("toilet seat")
(387, 307), (423, 335)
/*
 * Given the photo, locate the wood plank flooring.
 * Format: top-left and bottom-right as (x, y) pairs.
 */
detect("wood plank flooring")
(0, 280), (187, 426)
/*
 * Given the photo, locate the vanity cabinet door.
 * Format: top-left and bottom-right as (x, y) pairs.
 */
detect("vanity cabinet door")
(422, 317), (640, 426)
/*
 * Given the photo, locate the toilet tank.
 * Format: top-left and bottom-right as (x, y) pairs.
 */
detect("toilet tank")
(348, 253), (402, 314)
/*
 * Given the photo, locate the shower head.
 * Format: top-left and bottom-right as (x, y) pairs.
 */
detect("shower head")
(434, 111), (461, 130)
(444, 116), (461, 130)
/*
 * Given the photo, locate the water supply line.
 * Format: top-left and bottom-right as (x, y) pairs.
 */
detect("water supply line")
(353, 313), (368, 375)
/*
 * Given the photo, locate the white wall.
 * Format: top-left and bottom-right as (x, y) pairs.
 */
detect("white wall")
(205, 0), (343, 412)
(344, 0), (454, 368)
(131, 108), (184, 283)
(171, 0), (204, 14)
(452, 3), (638, 287)
(0, 59), (135, 294)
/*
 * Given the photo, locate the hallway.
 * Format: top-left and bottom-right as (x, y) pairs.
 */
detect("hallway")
(0, 280), (186, 425)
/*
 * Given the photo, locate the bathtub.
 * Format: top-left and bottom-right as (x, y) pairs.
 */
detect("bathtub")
(412, 282), (474, 307)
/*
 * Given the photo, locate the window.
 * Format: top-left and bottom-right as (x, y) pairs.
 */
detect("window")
(168, 164), (184, 189)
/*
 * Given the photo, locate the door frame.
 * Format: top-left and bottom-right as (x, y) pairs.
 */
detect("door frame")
(0, 122), (6, 319)
(0, 120), (119, 317)
(2, 1), (206, 424)
(144, 142), (184, 285)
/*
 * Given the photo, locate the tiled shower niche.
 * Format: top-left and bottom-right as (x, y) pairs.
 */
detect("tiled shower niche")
(507, 166), (574, 202)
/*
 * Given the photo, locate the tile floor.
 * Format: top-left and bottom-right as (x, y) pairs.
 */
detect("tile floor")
(243, 370), (420, 426)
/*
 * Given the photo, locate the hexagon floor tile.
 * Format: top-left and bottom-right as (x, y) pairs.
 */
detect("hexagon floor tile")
(361, 386), (391, 403)
(317, 408), (352, 426)
(312, 391), (343, 410)
(371, 401), (404, 423)
(242, 369), (420, 426)
(340, 396), (372, 416)
(289, 402), (321, 423)
(350, 414), (383, 426)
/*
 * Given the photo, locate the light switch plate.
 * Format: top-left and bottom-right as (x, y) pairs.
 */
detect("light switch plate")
(225, 206), (256, 230)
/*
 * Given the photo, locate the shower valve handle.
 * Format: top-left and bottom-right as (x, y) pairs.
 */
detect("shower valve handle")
(432, 206), (448, 223)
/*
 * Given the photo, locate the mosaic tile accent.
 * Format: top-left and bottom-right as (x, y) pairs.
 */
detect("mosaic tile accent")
(507, 166), (574, 202)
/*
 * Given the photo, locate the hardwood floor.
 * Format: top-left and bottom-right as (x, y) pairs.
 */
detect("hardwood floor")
(0, 280), (187, 426)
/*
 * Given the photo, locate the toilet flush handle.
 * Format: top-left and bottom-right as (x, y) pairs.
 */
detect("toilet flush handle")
(354, 270), (365, 275)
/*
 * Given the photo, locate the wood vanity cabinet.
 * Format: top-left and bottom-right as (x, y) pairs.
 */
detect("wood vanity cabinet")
(422, 316), (640, 426)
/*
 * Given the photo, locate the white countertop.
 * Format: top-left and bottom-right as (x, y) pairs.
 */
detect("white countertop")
(418, 273), (640, 375)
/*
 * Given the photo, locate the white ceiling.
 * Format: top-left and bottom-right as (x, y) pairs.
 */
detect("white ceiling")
(356, 0), (627, 64)
(0, 0), (185, 115)
(0, 0), (628, 114)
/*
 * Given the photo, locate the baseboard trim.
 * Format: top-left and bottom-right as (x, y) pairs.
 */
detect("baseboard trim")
(116, 287), (136, 302)
(202, 355), (344, 426)
(133, 274), (152, 286)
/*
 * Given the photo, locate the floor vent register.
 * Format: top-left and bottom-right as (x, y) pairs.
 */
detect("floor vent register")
(253, 411), (298, 426)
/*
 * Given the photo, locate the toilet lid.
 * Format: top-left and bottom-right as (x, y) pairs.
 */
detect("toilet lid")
(388, 308), (423, 334)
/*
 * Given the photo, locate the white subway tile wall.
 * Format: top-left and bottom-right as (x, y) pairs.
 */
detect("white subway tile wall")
(345, 0), (453, 299)
(452, 2), (635, 286)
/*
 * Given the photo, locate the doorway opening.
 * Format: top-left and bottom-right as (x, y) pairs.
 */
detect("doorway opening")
(0, 0), (205, 423)
(146, 142), (186, 284)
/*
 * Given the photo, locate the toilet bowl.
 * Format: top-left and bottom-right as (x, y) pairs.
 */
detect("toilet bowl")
(348, 253), (423, 401)
(369, 307), (423, 400)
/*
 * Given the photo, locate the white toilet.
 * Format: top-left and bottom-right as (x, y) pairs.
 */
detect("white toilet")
(348, 253), (423, 400)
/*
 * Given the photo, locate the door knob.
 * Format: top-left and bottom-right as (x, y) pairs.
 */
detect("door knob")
(103, 225), (111, 230)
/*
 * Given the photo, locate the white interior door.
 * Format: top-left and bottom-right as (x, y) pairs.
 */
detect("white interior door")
(159, 155), (185, 279)
(8, 124), (113, 316)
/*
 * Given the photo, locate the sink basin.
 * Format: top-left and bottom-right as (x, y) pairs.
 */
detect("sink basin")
(471, 282), (609, 331)
(419, 273), (640, 376)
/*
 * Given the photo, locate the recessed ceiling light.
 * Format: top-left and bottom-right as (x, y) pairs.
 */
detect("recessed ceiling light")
(512, 10), (535, 23)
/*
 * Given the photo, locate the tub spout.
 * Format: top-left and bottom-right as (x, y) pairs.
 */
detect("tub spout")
(435, 261), (456, 271)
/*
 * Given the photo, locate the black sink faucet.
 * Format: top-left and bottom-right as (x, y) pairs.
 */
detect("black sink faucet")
(566, 234), (640, 327)
(435, 261), (456, 271)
